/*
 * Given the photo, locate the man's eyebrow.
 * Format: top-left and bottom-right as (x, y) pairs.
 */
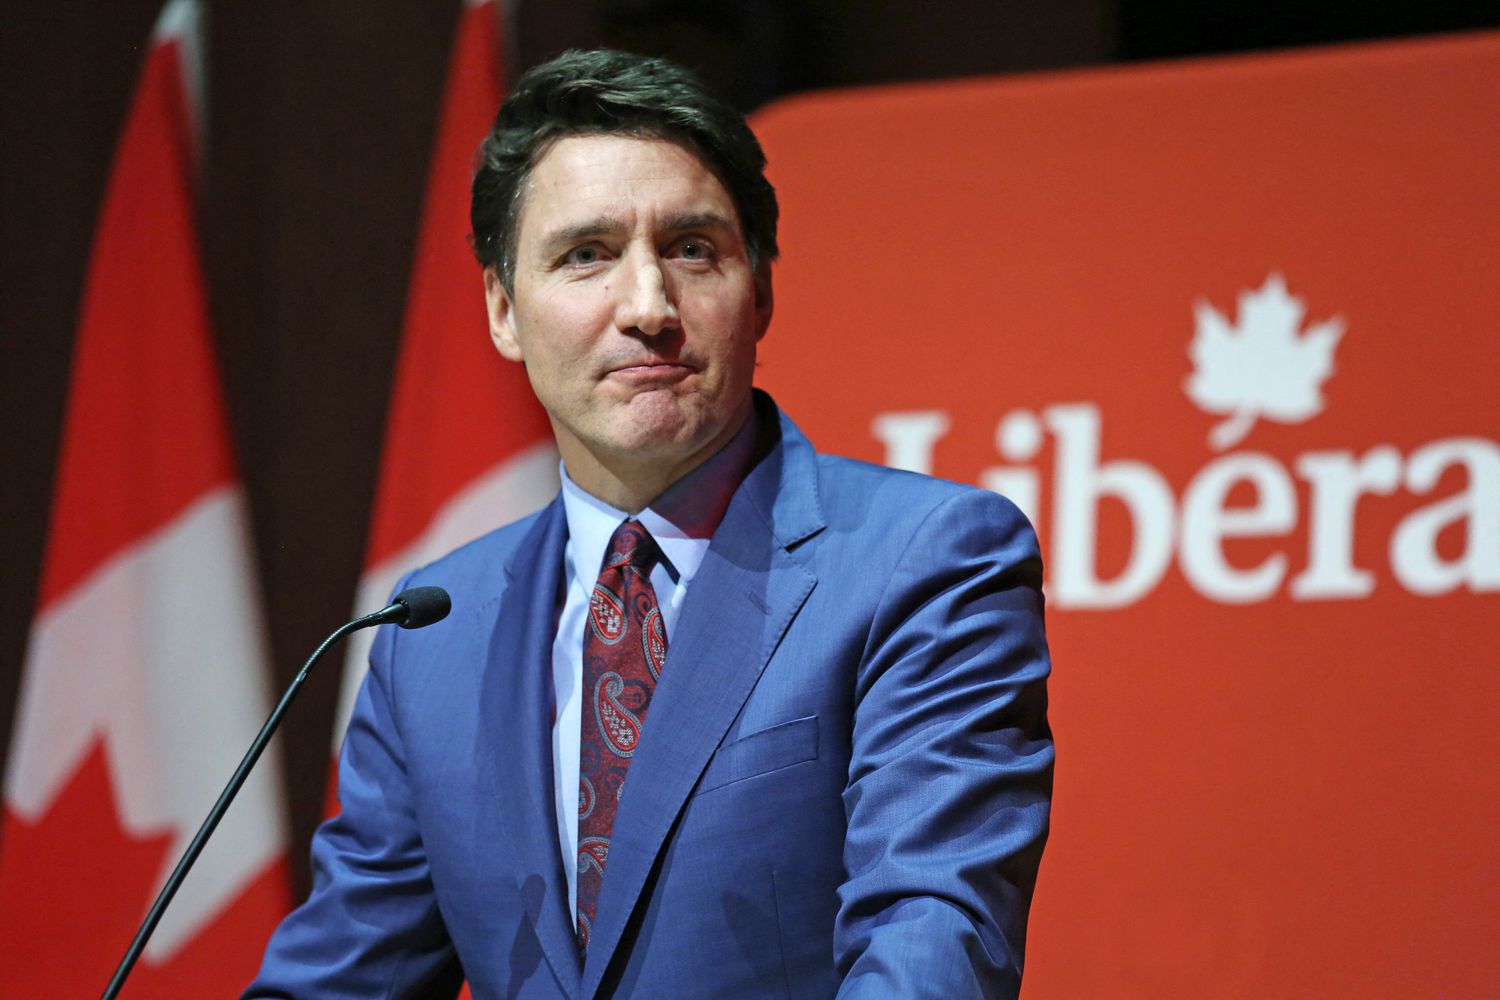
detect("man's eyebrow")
(664, 212), (736, 234)
(538, 216), (626, 254)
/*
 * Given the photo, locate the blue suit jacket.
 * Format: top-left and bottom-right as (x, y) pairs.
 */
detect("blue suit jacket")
(247, 399), (1052, 999)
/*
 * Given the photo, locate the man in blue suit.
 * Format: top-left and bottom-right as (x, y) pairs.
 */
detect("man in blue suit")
(247, 50), (1052, 999)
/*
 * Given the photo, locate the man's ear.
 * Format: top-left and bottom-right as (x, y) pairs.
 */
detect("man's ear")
(484, 265), (524, 362)
(753, 268), (774, 342)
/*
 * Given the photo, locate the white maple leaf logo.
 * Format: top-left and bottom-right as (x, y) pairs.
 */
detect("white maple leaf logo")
(1184, 272), (1344, 451)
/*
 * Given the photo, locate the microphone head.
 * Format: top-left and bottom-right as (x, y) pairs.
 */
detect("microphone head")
(392, 586), (451, 629)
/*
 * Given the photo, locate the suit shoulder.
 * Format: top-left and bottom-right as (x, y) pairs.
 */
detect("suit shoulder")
(814, 453), (1031, 531)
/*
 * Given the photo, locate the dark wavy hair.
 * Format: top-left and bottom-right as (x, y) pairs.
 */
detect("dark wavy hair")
(470, 49), (779, 294)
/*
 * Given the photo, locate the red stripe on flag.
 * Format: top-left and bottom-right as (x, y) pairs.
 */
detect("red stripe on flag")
(36, 31), (235, 612)
(2, 4), (289, 993)
(364, 0), (552, 569)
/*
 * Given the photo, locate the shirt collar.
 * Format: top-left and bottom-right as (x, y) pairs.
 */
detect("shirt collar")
(559, 412), (760, 586)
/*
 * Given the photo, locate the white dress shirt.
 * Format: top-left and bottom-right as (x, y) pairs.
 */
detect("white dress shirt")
(551, 418), (759, 919)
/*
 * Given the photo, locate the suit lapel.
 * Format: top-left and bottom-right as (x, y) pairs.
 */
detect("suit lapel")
(475, 497), (584, 997)
(580, 404), (826, 998)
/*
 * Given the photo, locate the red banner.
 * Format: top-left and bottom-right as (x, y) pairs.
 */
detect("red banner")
(753, 32), (1500, 998)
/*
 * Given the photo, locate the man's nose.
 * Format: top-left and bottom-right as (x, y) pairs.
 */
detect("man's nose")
(613, 251), (679, 337)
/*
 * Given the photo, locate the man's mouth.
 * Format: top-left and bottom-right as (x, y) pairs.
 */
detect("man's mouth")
(608, 362), (694, 383)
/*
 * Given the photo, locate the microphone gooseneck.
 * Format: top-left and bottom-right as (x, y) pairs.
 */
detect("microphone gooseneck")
(101, 586), (452, 1000)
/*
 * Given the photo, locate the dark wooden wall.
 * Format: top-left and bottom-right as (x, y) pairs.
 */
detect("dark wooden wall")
(2, 0), (1492, 897)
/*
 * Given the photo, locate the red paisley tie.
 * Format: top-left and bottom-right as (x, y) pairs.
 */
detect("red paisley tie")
(577, 519), (668, 952)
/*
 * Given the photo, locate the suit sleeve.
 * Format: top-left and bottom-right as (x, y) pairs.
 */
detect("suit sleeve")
(242, 577), (464, 999)
(835, 488), (1053, 999)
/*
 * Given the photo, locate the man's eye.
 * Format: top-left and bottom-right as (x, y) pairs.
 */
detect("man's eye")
(678, 240), (713, 261)
(565, 245), (601, 266)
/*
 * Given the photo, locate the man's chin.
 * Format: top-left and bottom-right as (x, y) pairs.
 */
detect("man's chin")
(576, 390), (748, 465)
(610, 425), (704, 462)
(613, 394), (699, 438)
(603, 410), (723, 465)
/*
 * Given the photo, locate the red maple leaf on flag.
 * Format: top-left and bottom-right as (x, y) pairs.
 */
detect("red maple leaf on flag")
(0, 742), (173, 995)
(0, 740), (285, 996)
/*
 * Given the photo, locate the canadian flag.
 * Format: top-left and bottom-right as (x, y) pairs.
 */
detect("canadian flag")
(0, 1), (290, 994)
(329, 0), (557, 795)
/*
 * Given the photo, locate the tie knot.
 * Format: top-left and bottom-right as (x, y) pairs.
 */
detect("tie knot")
(604, 519), (660, 574)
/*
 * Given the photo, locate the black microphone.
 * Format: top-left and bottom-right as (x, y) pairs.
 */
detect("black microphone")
(376, 585), (452, 630)
(101, 586), (452, 1000)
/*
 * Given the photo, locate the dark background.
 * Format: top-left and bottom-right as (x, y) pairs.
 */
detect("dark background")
(3, 0), (1496, 897)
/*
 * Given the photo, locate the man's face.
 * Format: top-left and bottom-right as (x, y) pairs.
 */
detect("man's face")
(485, 134), (772, 497)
